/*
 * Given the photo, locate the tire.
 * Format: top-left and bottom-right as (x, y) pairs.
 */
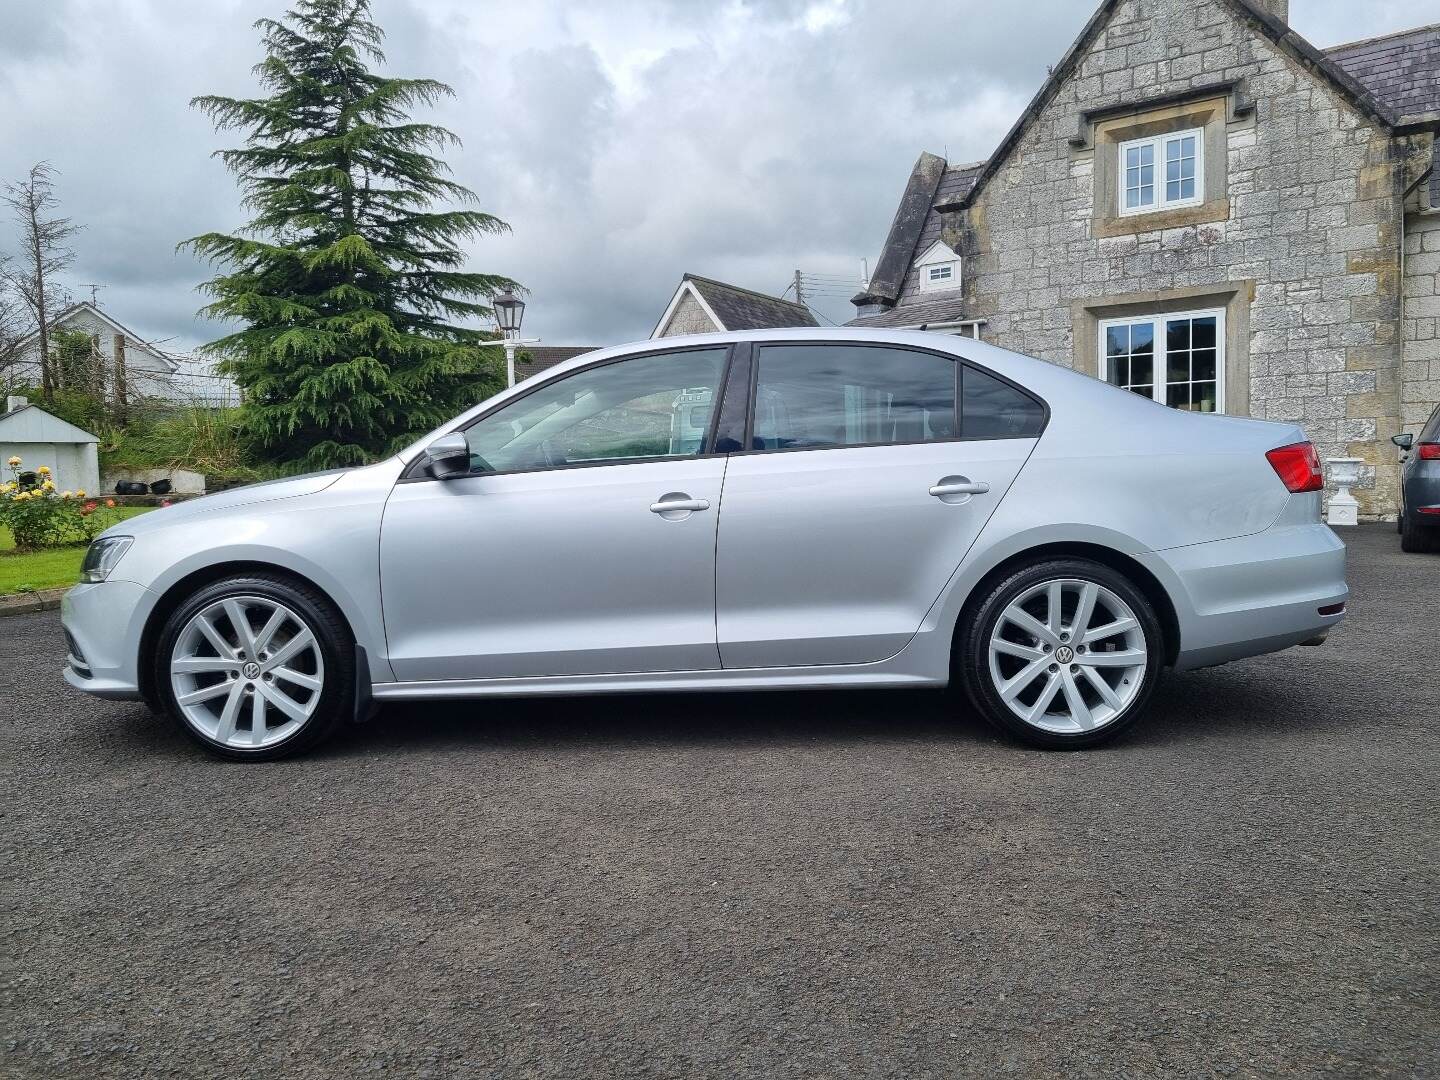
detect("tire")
(1400, 508), (1440, 553)
(153, 573), (354, 761)
(957, 558), (1164, 749)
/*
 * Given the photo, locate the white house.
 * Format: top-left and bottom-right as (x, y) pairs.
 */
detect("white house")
(0, 395), (100, 494)
(6, 301), (236, 406)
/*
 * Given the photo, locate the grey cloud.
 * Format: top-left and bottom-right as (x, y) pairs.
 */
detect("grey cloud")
(0, 0), (1435, 351)
(0, 0), (74, 64)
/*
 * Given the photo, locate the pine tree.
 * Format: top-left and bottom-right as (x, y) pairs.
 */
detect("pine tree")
(185, 0), (516, 471)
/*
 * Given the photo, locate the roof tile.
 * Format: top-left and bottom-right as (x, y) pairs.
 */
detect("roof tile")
(1326, 24), (1440, 119)
(684, 275), (818, 331)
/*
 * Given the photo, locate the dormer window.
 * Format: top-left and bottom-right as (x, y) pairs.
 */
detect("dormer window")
(1118, 128), (1203, 216)
(914, 240), (961, 294)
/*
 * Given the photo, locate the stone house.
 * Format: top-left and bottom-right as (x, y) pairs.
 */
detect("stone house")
(654, 274), (817, 338)
(851, 0), (1439, 518)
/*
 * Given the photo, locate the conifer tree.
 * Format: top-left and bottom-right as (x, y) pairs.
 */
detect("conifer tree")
(186, 0), (516, 470)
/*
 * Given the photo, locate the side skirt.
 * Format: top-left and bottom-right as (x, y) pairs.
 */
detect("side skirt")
(369, 665), (944, 702)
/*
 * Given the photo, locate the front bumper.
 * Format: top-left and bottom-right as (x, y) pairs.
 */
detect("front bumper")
(1140, 520), (1348, 672)
(60, 579), (154, 700)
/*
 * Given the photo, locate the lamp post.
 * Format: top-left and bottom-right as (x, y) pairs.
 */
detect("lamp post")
(492, 290), (539, 388)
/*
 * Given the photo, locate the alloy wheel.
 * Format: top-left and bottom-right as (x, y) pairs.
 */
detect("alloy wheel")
(986, 577), (1148, 735)
(169, 595), (326, 750)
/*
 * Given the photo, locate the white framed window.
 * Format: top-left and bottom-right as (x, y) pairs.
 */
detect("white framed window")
(1098, 308), (1224, 413)
(1118, 128), (1202, 216)
(913, 240), (961, 294)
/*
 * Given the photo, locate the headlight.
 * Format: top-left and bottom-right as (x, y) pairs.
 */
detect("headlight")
(80, 536), (134, 583)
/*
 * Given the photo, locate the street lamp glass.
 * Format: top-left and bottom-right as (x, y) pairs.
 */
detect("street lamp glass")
(493, 291), (524, 332)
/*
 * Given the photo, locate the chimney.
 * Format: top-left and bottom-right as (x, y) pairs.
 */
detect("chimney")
(5, 395), (27, 413)
(1254, 0), (1288, 24)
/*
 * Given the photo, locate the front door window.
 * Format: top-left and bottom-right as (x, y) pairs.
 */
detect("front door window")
(1100, 310), (1223, 413)
(464, 348), (727, 473)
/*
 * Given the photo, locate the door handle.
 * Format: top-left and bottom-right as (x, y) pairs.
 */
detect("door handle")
(650, 493), (710, 517)
(929, 479), (989, 497)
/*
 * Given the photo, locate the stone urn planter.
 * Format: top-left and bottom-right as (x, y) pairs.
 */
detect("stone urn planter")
(1324, 457), (1364, 526)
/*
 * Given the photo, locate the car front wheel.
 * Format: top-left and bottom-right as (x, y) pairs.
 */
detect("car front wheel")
(154, 574), (353, 761)
(959, 558), (1163, 749)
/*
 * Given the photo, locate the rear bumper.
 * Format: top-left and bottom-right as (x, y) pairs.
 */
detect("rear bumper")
(1140, 521), (1347, 672)
(1402, 469), (1440, 524)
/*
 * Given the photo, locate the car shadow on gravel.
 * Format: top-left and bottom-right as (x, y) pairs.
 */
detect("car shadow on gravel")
(321, 687), (990, 758)
(308, 661), (1352, 761)
(76, 661), (1354, 763)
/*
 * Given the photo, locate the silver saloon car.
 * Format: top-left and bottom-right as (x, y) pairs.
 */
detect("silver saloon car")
(63, 328), (1348, 758)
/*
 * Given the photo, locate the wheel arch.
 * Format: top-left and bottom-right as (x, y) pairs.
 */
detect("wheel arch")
(951, 541), (1181, 667)
(137, 561), (359, 707)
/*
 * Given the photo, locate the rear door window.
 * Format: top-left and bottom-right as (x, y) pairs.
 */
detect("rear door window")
(751, 344), (956, 451)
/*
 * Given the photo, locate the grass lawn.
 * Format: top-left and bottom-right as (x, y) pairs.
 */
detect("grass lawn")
(0, 507), (154, 595)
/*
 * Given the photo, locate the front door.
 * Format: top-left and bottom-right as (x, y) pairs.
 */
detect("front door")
(380, 347), (730, 682)
(715, 343), (1043, 669)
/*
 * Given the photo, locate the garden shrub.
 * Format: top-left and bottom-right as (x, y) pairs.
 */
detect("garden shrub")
(0, 457), (120, 551)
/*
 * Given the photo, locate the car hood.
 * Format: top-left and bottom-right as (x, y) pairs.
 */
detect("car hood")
(107, 470), (349, 537)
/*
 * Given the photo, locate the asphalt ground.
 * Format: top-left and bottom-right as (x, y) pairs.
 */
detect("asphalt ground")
(2, 523), (1436, 1078)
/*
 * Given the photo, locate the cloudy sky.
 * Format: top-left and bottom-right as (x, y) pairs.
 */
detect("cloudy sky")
(0, 0), (1432, 353)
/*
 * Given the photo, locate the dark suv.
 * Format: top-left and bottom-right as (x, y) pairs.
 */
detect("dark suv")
(1393, 403), (1440, 553)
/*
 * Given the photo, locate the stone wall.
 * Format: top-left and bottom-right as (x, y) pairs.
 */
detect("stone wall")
(1402, 212), (1440, 434)
(951, 0), (1433, 516)
(657, 291), (721, 337)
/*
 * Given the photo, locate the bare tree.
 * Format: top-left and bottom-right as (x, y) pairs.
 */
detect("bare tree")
(1, 163), (82, 402)
(0, 253), (28, 386)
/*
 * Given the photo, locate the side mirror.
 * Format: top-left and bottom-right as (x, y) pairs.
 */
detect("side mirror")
(424, 432), (471, 479)
(1392, 433), (1414, 451)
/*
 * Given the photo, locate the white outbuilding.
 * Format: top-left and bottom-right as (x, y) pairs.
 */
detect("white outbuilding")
(0, 396), (101, 494)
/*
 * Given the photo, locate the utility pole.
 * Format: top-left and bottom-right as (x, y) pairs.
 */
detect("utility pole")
(792, 270), (806, 309)
(89, 332), (103, 397)
(113, 333), (128, 424)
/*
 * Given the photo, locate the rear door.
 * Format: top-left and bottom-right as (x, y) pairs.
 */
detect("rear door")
(714, 342), (1044, 669)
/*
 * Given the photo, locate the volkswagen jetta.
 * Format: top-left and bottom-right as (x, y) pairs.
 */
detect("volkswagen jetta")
(62, 328), (1347, 758)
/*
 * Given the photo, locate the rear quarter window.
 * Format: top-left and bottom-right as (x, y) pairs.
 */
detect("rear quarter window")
(961, 365), (1046, 439)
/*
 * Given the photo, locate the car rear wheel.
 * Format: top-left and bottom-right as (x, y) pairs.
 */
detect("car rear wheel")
(155, 574), (353, 761)
(1400, 508), (1440, 553)
(959, 558), (1163, 749)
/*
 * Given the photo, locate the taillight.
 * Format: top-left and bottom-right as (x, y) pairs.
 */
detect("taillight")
(1265, 441), (1324, 493)
(1419, 443), (1440, 460)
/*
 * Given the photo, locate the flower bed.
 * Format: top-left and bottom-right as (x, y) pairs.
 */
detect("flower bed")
(0, 456), (123, 552)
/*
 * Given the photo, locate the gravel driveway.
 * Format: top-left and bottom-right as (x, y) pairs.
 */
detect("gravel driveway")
(2, 524), (1436, 1078)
